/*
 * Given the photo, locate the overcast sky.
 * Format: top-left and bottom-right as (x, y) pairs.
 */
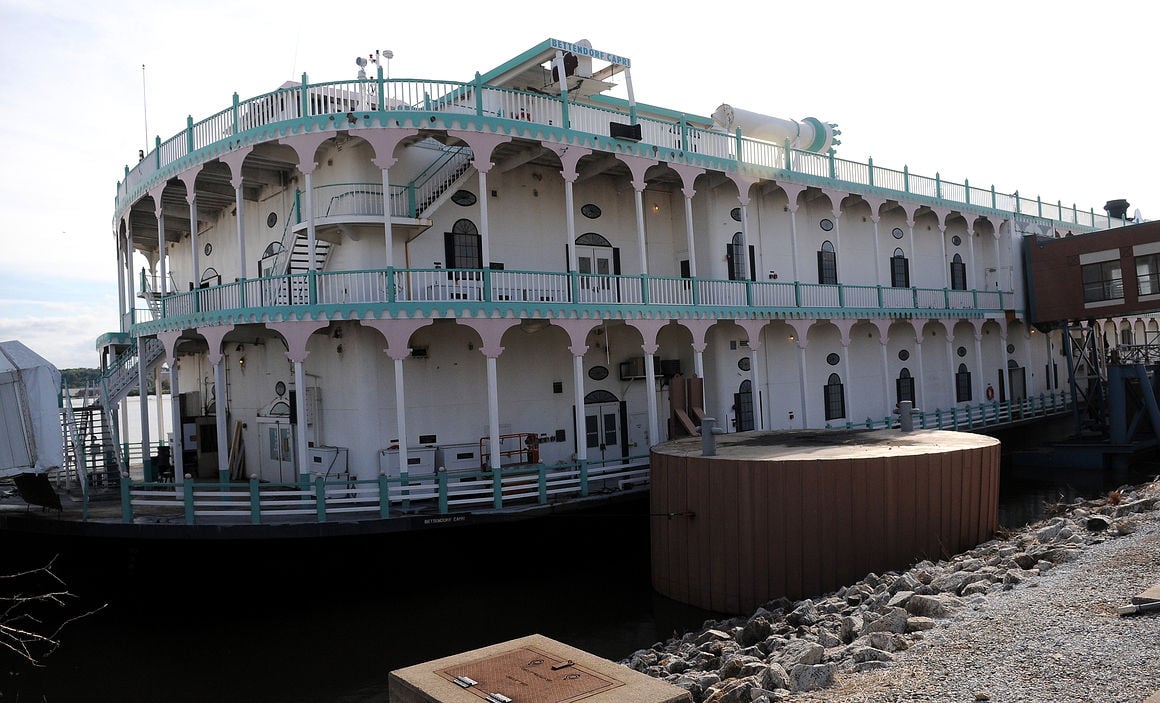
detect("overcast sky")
(1, 0), (1156, 368)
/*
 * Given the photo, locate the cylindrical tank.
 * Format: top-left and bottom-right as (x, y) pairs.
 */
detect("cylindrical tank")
(650, 428), (1001, 613)
(711, 104), (837, 153)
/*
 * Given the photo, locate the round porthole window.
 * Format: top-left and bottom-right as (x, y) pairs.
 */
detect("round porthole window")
(588, 365), (609, 381)
(952, 235), (962, 246)
(451, 190), (477, 207)
(820, 218), (834, 232)
(892, 227), (904, 239)
(275, 381), (286, 396)
(738, 357), (751, 371)
(1007, 344), (1016, 354)
(826, 353), (840, 366)
(203, 242), (212, 256)
(898, 349), (910, 361)
(581, 203), (602, 219)
(730, 207), (742, 222)
(957, 346), (967, 357)
(266, 212), (278, 228)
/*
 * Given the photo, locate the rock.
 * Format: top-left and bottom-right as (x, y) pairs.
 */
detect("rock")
(962, 581), (992, 597)
(862, 632), (909, 652)
(906, 594), (965, 618)
(816, 629), (843, 648)
(789, 663), (836, 692)
(849, 646), (894, 664)
(861, 607), (909, 634)
(1085, 514), (1113, 531)
(1113, 497), (1157, 517)
(1012, 552), (1037, 569)
(786, 600), (819, 627)
(704, 677), (756, 703)
(974, 691), (991, 701)
(718, 654), (761, 680)
(776, 640), (824, 668)
(957, 558), (985, 572)
(760, 663), (791, 691)
(697, 629), (734, 646)
(886, 590), (915, 609)
(930, 570), (989, 595)
(906, 616), (936, 632)
(840, 615), (863, 643)
(667, 658), (691, 674)
(739, 615), (772, 647)
(1036, 520), (1064, 543)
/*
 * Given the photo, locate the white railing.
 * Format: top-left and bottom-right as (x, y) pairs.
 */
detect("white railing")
(648, 277), (694, 306)
(843, 286), (879, 308)
(489, 271), (570, 303)
(799, 284), (840, 308)
(881, 287), (914, 309)
(697, 280), (748, 307)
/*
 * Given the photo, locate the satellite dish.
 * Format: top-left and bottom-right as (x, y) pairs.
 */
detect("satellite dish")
(355, 56), (367, 67)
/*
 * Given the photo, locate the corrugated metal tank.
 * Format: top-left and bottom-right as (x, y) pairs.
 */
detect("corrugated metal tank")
(650, 429), (1000, 613)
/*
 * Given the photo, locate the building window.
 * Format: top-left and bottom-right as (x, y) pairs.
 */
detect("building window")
(1081, 260), (1122, 302)
(1137, 253), (1160, 296)
(950, 253), (967, 290)
(890, 248), (909, 288)
(896, 368), (916, 406)
(734, 380), (754, 431)
(444, 220), (481, 270)
(1121, 328), (1133, 346)
(817, 240), (837, 285)
(727, 232), (755, 281)
(955, 363), (972, 402)
(824, 373), (845, 421)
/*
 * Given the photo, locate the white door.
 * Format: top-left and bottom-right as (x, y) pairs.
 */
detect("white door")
(577, 245), (616, 303)
(584, 402), (620, 466)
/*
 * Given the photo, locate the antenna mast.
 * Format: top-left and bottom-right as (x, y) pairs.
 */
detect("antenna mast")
(141, 64), (149, 154)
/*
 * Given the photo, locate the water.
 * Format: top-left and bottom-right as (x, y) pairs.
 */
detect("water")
(4, 453), (1158, 702)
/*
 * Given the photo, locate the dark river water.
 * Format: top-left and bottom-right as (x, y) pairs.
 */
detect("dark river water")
(4, 449), (1157, 703)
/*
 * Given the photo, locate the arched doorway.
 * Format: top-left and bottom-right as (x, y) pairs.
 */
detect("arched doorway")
(576, 233), (618, 303)
(734, 379), (754, 431)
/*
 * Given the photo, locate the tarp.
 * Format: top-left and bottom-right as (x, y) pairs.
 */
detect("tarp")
(0, 340), (62, 477)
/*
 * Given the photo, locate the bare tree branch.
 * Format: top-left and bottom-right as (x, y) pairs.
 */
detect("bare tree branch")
(0, 556), (107, 667)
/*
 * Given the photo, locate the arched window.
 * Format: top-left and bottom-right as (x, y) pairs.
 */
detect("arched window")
(444, 219), (481, 269)
(200, 267), (221, 288)
(824, 372), (845, 421)
(950, 253), (967, 290)
(890, 247), (909, 288)
(896, 367), (916, 406)
(955, 363), (972, 402)
(817, 240), (838, 285)
(727, 232), (754, 281)
(576, 232), (612, 247)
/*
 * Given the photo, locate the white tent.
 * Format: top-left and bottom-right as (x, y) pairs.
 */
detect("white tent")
(0, 340), (63, 478)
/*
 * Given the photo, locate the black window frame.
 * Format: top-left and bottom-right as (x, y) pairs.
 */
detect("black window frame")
(1081, 259), (1123, 303)
(950, 253), (967, 291)
(824, 372), (845, 421)
(896, 368), (915, 406)
(955, 363), (972, 402)
(726, 232), (755, 282)
(890, 247), (910, 288)
(817, 240), (838, 285)
(1136, 253), (1160, 296)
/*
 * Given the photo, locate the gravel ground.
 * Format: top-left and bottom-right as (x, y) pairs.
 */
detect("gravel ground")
(791, 481), (1160, 703)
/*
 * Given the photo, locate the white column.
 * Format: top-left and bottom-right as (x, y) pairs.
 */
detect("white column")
(683, 189), (697, 277)
(693, 345), (705, 379)
(154, 365), (165, 446)
(633, 187), (648, 275)
(841, 348), (852, 422)
(739, 203), (750, 279)
(974, 333), (985, 404)
(797, 345), (809, 428)
(946, 337), (957, 404)
(170, 363), (185, 482)
(880, 339), (892, 416)
(572, 354), (586, 464)
(1024, 333), (1034, 394)
(940, 224), (950, 288)
(788, 207), (800, 281)
(486, 355), (501, 470)
(126, 226), (137, 319)
(393, 356), (408, 472)
(382, 166), (394, 268)
(214, 357), (229, 481)
(137, 336), (151, 477)
(157, 212), (167, 296)
(116, 233), (127, 325)
(564, 176), (579, 272)
(294, 360), (308, 479)
(304, 172), (316, 271)
(644, 350), (659, 446)
(916, 336), (928, 413)
(1045, 331), (1054, 392)
(478, 171), (491, 267)
(871, 215), (883, 285)
(234, 181), (246, 279)
(967, 226), (977, 290)
(188, 193), (199, 286)
(750, 344), (763, 430)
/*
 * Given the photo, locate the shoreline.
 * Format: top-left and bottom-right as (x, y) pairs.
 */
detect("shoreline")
(623, 475), (1160, 702)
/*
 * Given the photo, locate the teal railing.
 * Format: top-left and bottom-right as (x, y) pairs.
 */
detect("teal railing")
(117, 72), (1125, 233)
(828, 390), (1072, 431)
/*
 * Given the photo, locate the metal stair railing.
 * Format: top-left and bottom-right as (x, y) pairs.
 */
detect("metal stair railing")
(60, 386), (89, 500)
(408, 145), (474, 218)
(100, 337), (166, 410)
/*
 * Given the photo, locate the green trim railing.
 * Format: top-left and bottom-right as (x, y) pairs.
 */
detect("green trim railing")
(118, 456), (650, 526)
(147, 266), (1012, 329)
(828, 390), (1072, 431)
(117, 71), (1126, 233)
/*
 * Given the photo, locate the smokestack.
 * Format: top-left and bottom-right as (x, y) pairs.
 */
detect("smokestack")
(1104, 199), (1130, 220)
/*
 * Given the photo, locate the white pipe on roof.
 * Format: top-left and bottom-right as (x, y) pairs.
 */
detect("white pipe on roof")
(711, 104), (839, 154)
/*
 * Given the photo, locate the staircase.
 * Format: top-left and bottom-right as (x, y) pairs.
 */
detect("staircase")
(410, 145), (475, 219)
(101, 338), (166, 410)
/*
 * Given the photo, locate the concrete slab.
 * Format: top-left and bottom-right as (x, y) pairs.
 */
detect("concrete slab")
(388, 634), (691, 703)
(1131, 582), (1160, 605)
(1144, 691), (1160, 703)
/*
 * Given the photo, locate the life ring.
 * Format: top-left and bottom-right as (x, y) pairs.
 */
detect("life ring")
(985, 385), (995, 401)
